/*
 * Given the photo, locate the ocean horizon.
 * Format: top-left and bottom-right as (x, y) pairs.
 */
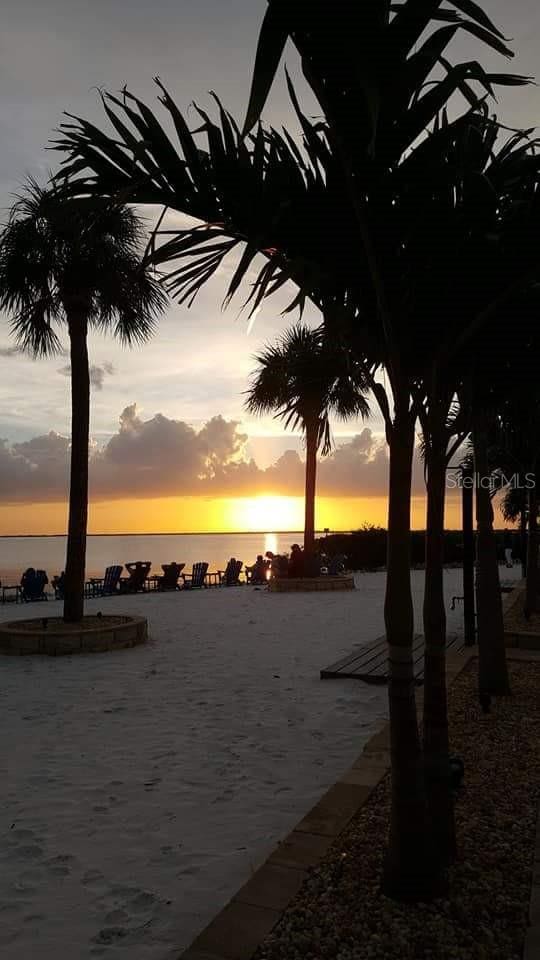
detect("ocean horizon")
(0, 531), (333, 584)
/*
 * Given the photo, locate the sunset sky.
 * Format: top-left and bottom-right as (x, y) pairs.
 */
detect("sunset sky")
(1, 0), (538, 535)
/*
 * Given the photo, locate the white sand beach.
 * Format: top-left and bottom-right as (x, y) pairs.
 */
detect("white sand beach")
(0, 567), (520, 959)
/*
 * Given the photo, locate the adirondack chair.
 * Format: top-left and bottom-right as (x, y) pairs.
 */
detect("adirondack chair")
(21, 568), (49, 601)
(86, 564), (123, 598)
(120, 561), (152, 593)
(328, 555), (346, 576)
(245, 556), (271, 584)
(181, 562), (209, 589)
(218, 558), (243, 586)
(52, 572), (65, 600)
(157, 562), (185, 591)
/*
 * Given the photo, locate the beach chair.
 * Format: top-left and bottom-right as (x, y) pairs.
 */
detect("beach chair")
(245, 558), (270, 584)
(120, 561), (152, 593)
(157, 562), (185, 591)
(86, 564), (123, 598)
(328, 555), (346, 576)
(218, 559), (243, 586)
(21, 569), (49, 602)
(181, 562), (209, 589)
(52, 573), (65, 600)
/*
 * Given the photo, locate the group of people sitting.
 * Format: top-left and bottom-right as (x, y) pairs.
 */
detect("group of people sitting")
(246, 545), (347, 582)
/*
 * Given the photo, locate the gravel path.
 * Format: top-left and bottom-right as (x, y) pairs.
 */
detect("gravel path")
(256, 659), (540, 960)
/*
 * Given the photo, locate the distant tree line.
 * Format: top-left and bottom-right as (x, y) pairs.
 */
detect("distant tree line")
(317, 526), (522, 572)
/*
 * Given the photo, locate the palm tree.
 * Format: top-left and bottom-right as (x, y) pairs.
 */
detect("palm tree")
(494, 391), (540, 615)
(245, 323), (370, 554)
(501, 486), (528, 579)
(242, 1), (531, 896)
(0, 182), (166, 622)
(52, 1), (531, 896)
(460, 296), (540, 697)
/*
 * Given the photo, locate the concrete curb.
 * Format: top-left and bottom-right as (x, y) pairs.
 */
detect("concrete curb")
(524, 805), (540, 960)
(179, 646), (477, 960)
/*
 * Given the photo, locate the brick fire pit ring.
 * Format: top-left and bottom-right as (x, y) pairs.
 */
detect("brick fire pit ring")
(0, 614), (147, 656)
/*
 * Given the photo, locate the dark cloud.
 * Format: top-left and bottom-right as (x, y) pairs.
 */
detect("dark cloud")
(0, 406), (254, 503)
(0, 404), (431, 504)
(0, 432), (70, 501)
(58, 361), (115, 390)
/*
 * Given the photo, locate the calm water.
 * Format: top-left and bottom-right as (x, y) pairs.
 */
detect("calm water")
(0, 533), (306, 584)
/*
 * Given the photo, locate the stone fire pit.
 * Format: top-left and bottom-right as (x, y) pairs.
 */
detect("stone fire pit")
(0, 614), (147, 656)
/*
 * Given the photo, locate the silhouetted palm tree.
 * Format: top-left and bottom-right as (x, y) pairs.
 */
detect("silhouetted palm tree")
(52, 0), (532, 896)
(245, 323), (369, 554)
(0, 182), (166, 621)
(494, 391), (540, 615)
(501, 486), (527, 578)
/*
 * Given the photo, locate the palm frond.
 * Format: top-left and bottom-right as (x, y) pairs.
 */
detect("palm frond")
(0, 181), (167, 353)
(245, 322), (370, 455)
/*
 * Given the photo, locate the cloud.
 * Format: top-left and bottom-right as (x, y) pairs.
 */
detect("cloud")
(58, 361), (115, 390)
(0, 403), (431, 505)
(0, 432), (70, 501)
(90, 362), (115, 390)
(0, 345), (23, 358)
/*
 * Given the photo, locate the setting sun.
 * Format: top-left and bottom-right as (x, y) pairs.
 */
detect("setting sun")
(231, 495), (304, 532)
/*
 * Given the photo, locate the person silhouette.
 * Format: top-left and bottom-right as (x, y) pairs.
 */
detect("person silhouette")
(288, 544), (304, 578)
(503, 529), (513, 568)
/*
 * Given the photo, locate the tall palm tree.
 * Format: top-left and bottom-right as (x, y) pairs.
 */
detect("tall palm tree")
(0, 182), (166, 622)
(494, 390), (540, 615)
(52, 1), (532, 896)
(501, 485), (528, 579)
(245, 323), (370, 554)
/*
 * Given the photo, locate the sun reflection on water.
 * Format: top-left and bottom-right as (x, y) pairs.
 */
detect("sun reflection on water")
(264, 532), (278, 556)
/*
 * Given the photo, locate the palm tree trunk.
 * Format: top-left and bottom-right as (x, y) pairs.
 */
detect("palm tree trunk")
(520, 503), (528, 580)
(462, 468), (476, 647)
(63, 316), (90, 623)
(473, 414), (511, 697)
(525, 468), (538, 618)
(382, 396), (437, 900)
(304, 420), (318, 557)
(423, 439), (456, 866)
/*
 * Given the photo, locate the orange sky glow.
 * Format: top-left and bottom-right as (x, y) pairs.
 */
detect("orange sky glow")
(0, 494), (466, 537)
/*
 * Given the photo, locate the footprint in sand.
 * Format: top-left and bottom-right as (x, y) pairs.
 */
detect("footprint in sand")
(91, 926), (128, 944)
(104, 908), (129, 924)
(10, 829), (36, 841)
(110, 883), (139, 897)
(0, 903), (22, 915)
(13, 879), (37, 894)
(46, 854), (76, 869)
(14, 845), (43, 861)
(143, 777), (162, 790)
(82, 869), (105, 887)
(20, 868), (44, 883)
(130, 891), (155, 913)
